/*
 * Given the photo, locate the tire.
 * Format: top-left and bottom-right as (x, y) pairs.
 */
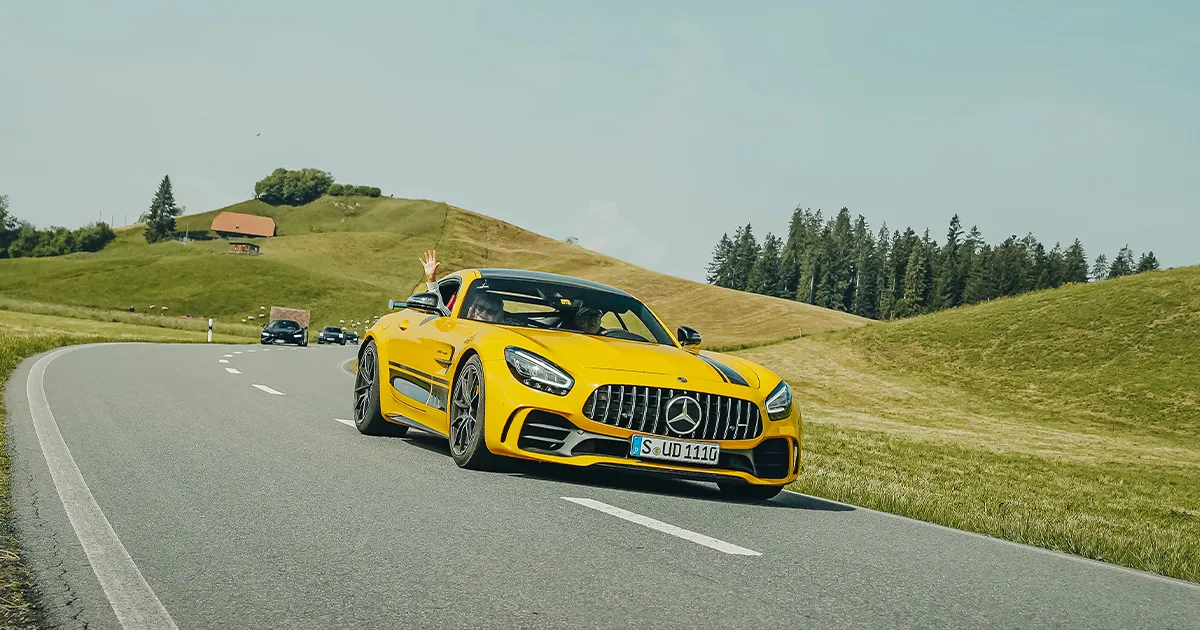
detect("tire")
(717, 479), (785, 502)
(353, 340), (409, 437)
(448, 354), (499, 470)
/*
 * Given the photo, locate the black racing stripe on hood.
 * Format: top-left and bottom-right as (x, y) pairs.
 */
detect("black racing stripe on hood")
(696, 353), (749, 386)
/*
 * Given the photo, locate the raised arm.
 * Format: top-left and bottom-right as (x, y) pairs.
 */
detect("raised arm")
(420, 249), (441, 292)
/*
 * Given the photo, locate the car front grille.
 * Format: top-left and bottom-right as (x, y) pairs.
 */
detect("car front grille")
(582, 385), (763, 441)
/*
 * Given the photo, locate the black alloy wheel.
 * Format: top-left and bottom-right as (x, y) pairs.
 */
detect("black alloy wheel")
(448, 354), (498, 470)
(353, 341), (408, 437)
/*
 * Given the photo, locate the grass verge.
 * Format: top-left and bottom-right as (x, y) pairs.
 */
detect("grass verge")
(794, 423), (1199, 582)
(745, 331), (1200, 583)
(1, 313), (248, 628)
(0, 297), (260, 339)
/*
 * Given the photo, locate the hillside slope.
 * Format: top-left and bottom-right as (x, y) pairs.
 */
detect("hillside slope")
(738, 265), (1200, 581)
(0, 197), (867, 347)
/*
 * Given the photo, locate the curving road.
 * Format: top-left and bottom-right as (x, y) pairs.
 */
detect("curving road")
(6, 342), (1199, 629)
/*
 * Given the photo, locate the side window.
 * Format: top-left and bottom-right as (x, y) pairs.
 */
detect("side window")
(600, 312), (623, 330)
(437, 280), (461, 308)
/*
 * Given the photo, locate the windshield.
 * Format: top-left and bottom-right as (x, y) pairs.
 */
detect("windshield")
(458, 276), (674, 345)
(323, 327), (340, 332)
(271, 320), (300, 331)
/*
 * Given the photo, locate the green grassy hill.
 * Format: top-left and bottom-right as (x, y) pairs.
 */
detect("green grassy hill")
(0, 196), (867, 347)
(737, 265), (1200, 581)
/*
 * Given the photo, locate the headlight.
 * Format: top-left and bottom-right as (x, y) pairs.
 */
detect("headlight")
(504, 347), (573, 395)
(261, 330), (269, 336)
(765, 379), (792, 421)
(293, 332), (303, 338)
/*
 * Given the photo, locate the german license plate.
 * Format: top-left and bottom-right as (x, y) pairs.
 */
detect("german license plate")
(629, 434), (720, 466)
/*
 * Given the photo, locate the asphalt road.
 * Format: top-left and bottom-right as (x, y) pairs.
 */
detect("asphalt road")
(6, 342), (1199, 629)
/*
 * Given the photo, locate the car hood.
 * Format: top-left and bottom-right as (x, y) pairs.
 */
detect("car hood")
(498, 327), (762, 389)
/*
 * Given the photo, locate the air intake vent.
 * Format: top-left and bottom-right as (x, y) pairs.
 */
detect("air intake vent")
(753, 438), (791, 479)
(517, 411), (576, 453)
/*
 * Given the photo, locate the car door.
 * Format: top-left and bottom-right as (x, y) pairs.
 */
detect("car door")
(383, 278), (470, 435)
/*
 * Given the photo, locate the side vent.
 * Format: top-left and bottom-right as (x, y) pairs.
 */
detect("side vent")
(517, 411), (576, 453)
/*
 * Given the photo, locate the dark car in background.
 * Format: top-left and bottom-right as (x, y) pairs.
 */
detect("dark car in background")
(317, 326), (346, 345)
(344, 331), (360, 345)
(261, 319), (308, 347)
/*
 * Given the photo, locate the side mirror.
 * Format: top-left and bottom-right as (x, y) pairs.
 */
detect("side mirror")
(388, 299), (405, 310)
(677, 325), (702, 346)
(404, 292), (442, 315)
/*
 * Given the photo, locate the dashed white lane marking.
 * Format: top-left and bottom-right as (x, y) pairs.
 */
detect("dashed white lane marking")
(26, 346), (179, 628)
(218, 359), (229, 364)
(247, 349), (256, 353)
(225, 367), (241, 375)
(562, 497), (761, 556)
(252, 384), (285, 396)
(223, 354), (233, 358)
(334, 418), (355, 427)
(233, 351), (242, 354)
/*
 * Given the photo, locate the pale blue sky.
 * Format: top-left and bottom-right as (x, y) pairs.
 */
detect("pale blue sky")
(2, 1), (1196, 281)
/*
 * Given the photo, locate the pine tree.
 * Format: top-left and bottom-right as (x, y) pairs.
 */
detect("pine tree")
(1108, 245), (1135, 278)
(1031, 241), (1051, 290)
(874, 224), (894, 319)
(931, 214), (963, 310)
(817, 208), (855, 311)
(1136, 251), (1160, 273)
(962, 244), (994, 304)
(747, 233), (783, 296)
(894, 245), (928, 317)
(141, 175), (180, 243)
(1062, 239), (1088, 284)
(727, 223), (760, 291)
(1091, 254), (1108, 282)
(705, 233), (734, 286)
(850, 223), (879, 318)
(794, 210), (825, 304)
(778, 208), (808, 299)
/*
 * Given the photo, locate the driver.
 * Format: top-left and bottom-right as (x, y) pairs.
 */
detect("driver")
(465, 292), (504, 323)
(419, 249), (503, 323)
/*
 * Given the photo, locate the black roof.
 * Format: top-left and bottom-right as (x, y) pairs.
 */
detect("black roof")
(474, 268), (633, 297)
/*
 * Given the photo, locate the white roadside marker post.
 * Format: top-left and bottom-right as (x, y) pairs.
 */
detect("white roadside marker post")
(208, 318), (213, 343)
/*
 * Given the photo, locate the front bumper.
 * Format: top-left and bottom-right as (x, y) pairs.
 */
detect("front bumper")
(261, 333), (306, 345)
(482, 360), (802, 486)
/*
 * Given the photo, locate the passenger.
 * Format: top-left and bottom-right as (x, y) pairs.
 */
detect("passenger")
(419, 249), (503, 323)
(574, 307), (602, 334)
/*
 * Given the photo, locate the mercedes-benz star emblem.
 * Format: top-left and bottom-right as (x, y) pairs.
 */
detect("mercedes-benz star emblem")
(665, 395), (704, 436)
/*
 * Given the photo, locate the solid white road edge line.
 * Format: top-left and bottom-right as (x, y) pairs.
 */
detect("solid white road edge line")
(334, 418), (355, 427)
(562, 497), (761, 556)
(224, 367), (241, 374)
(252, 384), (285, 395)
(26, 346), (179, 629)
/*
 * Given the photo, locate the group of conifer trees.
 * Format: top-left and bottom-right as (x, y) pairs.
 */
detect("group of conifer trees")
(705, 207), (1160, 320)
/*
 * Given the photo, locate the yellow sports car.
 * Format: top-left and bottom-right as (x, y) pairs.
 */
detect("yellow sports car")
(352, 268), (801, 500)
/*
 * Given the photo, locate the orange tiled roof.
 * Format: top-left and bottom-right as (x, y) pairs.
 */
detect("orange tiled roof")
(210, 212), (276, 237)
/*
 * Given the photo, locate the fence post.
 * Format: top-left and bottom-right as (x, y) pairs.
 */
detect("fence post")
(208, 318), (213, 343)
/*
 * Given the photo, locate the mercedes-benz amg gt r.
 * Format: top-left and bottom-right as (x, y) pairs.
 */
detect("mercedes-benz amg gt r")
(352, 268), (801, 500)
